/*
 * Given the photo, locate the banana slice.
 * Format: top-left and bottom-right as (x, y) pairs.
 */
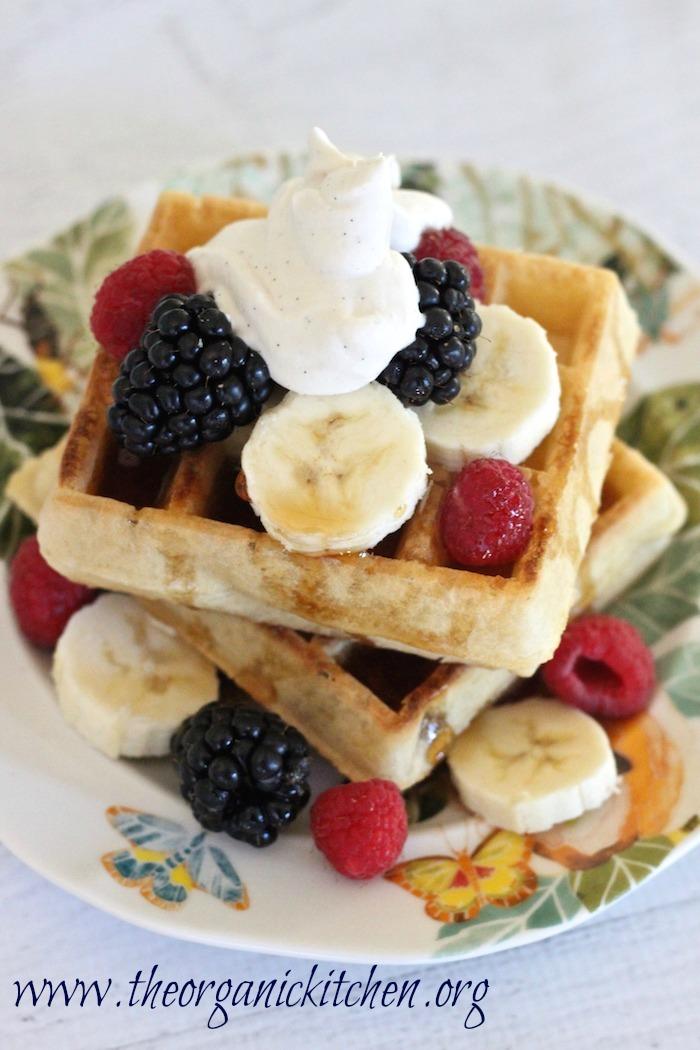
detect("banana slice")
(417, 303), (561, 469)
(241, 383), (429, 553)
(53, 594), (219, 759)
(448, 697), (618, 834)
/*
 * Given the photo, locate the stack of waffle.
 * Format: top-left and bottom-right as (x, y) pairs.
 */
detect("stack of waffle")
(37, 192), (686, 788)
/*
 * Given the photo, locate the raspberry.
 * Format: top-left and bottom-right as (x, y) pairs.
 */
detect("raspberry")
(440, 458), (534, 570)
(542, 614), (656, 719)
(310, 779), (408, 880)
(415, 227), (485, 301)
(90, 250), (196, 361)
(9, 536), (96, 648)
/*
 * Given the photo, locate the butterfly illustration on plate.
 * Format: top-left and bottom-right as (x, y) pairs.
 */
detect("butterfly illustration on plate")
(384, 829), (537, 923)
(101, 806), (249, 912)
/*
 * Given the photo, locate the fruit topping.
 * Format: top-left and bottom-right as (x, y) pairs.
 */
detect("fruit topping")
(171, 699), (311, 848)
(414, 227), (485, 301)
(241, 384), (428, 553)
(91, 250), (196, 362)
(53, 594), (219, 758)
(417, 303), (561, 470)
(448, 697), (618, 834)
(311, 778), (408, 879)
(107, 292), (273, 457)
(440, 458), (534, 570)
(377, 254), (481, 407)
(542, 614), (657, 719)
(9, 535), (96, 648)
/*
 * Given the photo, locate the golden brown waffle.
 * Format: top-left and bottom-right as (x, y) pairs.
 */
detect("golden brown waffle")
(138, 191), (267, 253)
(39, 191), (640, 675)
(143, 441), (686, 787)
(9, 436), (686, 787)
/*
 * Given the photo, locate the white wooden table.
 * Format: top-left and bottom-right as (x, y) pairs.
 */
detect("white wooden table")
(2, 2), (700, 1046)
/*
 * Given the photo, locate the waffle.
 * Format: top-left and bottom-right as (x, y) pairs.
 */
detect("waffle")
(143, 441), (686, 787)
(138, 190), (268, 253)
(10, 432), (685, 786)
(38, 191), (640, 675)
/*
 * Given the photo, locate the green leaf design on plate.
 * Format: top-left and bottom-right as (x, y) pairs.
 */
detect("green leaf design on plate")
(0, 349), (69, 450)
(656, 643), (700, 718)
(4, 197), (134, 377)
(601, 252), (675, 341)
(618, 384), (700, 523)
(570, 835), (675, 912)
(0, 444), (34, 558)
(431, 168), (676, 338)
(628, 284), (671, 342)
(606, 525), (700, 644)
(0, 347), (68, 558)
(400, 161), (441, 195)
(435, 876), (583, 956)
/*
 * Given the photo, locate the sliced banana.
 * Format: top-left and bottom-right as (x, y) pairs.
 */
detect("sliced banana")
(417, 303), (561, 469)
(241, 383), (429, 553)
(448, 697), (618, 834)
(52, 594), (219, 759)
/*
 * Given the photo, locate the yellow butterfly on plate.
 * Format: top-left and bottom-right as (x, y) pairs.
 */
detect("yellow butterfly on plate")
(384, 830), (537, 924)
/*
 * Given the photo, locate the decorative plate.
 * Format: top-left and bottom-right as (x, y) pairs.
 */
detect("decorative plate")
(0, 155), (699, 964)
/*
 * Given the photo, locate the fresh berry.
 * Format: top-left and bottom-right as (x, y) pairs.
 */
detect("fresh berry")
(377, 254), (481, 407)
(108, 292), (273, 457)
(440, 458), (534, 570)
(310, 778), (408, 880)
(415, 227), (485, 301)
(542, 614), (656, 719)
(9, 535), (96, 648)
(171, 699), (310, 847)
(90, 250), (196, 362)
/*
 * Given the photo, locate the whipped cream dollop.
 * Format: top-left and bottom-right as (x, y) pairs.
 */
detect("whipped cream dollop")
(390, 190), (453, 251)
(388, 152), (454, 251)
(188, 128), (451, 396)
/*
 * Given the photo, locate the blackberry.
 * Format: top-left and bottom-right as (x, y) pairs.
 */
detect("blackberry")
(171, 699), (311, 848)
(378, 254), (481, 407)
(107, 292), (273, 457)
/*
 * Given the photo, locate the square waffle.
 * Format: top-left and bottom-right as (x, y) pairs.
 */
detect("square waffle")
(10, 435), (685, 787)
(142, 441), (685, 787)
(39, 191), (640, 675)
